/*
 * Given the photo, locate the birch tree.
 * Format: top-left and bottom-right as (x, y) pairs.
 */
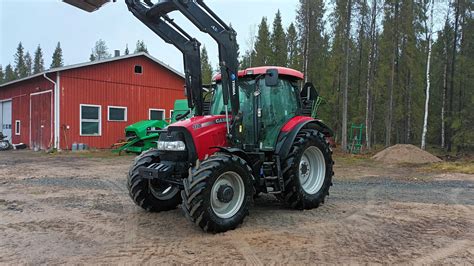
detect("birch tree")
(421, 0), (435, 150)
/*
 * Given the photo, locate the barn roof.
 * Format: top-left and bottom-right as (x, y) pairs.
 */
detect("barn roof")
(0, 52), (184, 88)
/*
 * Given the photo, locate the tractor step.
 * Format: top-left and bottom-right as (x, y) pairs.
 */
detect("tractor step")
(262, 156), (285, 194)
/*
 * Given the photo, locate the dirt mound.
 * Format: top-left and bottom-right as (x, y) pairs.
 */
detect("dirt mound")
(372, 144), (442, 164)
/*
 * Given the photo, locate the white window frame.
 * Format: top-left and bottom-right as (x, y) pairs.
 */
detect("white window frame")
(107, 106), (127, 122)
(170, 110), (174, 119)
(15, 120), (21, 135)
(149, 108), (165, 120)
(80, 104), (102, 136)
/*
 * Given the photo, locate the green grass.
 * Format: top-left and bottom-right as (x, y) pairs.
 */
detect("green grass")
(424, 161), (474, 174)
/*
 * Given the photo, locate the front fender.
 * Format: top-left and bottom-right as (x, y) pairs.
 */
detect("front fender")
(276, 117), (333, 159)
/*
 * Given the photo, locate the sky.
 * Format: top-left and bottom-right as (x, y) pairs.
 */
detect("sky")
(0, 0), (299, 73)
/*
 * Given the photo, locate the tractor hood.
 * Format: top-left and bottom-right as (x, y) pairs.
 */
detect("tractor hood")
(167, 115), (229, 160)
(126, 120), (168, 138)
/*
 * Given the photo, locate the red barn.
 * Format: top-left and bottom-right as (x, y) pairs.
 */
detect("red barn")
(0, 53), (185, 150)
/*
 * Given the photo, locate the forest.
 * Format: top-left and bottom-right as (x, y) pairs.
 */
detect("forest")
(1, 0), (472, 153)
(235, 0), (473, 153)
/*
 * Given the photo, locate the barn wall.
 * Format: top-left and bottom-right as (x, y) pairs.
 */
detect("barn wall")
(60, 56), (185, 149)
(0, 74), (57, 148)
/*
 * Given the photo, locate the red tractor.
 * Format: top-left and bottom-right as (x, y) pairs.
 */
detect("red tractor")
(65, 0), (334, 233)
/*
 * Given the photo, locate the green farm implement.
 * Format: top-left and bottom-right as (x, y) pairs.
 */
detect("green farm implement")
(112, 99), (191, 154)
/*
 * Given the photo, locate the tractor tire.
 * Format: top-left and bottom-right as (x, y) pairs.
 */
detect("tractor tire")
(280, 129), (334, 209)
(181, 153), (253, 233)
(127, 149), (182, 212)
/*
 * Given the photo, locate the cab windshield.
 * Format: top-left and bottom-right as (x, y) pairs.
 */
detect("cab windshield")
(211, 77), (300, 149)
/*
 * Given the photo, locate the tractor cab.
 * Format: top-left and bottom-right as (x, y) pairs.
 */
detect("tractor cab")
(212, 67), (305, 151)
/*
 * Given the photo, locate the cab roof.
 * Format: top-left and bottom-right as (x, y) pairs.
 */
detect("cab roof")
(213, 66), (304, 81)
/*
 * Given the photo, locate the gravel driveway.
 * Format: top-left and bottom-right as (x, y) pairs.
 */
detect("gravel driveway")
(0, 150), (473, 264)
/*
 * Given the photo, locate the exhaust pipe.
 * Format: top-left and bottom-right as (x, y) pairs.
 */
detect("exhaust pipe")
(63, 0), (115, 12)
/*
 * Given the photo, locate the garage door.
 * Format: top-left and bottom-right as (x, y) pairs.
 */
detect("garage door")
(0, 100), (12, 142)
(30, 92), (52, 150)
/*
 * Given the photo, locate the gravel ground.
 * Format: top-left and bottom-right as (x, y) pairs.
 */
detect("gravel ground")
(0, 150), (473, 264)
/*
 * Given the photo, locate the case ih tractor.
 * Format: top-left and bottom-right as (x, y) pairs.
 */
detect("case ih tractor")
(65, 0), (334, 233)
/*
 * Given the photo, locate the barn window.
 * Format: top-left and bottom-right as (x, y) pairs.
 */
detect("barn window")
(170, 110), (174, 120)
(80, 104), (101, 136)
(108, 106), (127, 122)
(149, 109), (165, 120)
(15, 120), (20, 135)
(134, 65), (143, 74)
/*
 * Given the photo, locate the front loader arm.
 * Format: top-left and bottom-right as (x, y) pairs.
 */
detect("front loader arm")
(146, 0), (240, 135)
(126, 0), (204, 115)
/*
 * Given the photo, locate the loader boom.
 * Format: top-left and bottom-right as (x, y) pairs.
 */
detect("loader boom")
(146, 0), (240, 138)
(126, 0), (204, 115)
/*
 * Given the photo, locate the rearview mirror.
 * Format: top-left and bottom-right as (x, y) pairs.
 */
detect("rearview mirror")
(265, 69), (279, 87)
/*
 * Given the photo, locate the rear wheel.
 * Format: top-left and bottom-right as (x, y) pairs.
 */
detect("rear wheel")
(127, 149), (182, 212)
(182, 154), (253, 233)
(280, 129), (334, 209)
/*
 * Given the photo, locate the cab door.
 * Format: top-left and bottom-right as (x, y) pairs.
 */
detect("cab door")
(258, 79), (300, 150)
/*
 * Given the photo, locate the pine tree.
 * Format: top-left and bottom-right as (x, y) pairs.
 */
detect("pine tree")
(14, 42), (28, 78)
(24, 52), (32, 76)
(0, 65), (4, 84)
(297, 0), (327, 83)
(253, 17), (271, 66)
(4, 64), (16, 82)
(124, 44), (130, 55)
(365, 0), (378, 150)
(286, 23), (300, 70)
(270, 10), (287, 66)
(327, 0), (351, 147)
(200, 46), (213, 85)
(51, 42), (64, 68)
(451, 0), (473, 151)
(90, 39), (111, 61)
(135, 40), (148, 53)
(377, 0), (401, 147)
(341, 0), (353, 152)
(33, 45), (45, 74)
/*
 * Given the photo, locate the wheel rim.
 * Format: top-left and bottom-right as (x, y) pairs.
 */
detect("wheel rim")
(149, 180), (179, 200)
(211, 171), (245, 219)
(299, 146), (326, 195)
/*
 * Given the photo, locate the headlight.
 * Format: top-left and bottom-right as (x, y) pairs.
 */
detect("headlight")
(157, 141), (186, 151)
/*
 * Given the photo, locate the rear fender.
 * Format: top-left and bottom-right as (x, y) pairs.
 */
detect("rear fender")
(276, 118), (333, 160)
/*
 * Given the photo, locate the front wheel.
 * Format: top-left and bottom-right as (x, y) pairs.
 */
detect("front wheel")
(280, 129), (334, 209)
(127, 149), (182, 212)
(181, 154), (253, 233)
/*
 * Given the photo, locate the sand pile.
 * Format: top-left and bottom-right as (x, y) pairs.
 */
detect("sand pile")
(372, 144), (442, 164)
